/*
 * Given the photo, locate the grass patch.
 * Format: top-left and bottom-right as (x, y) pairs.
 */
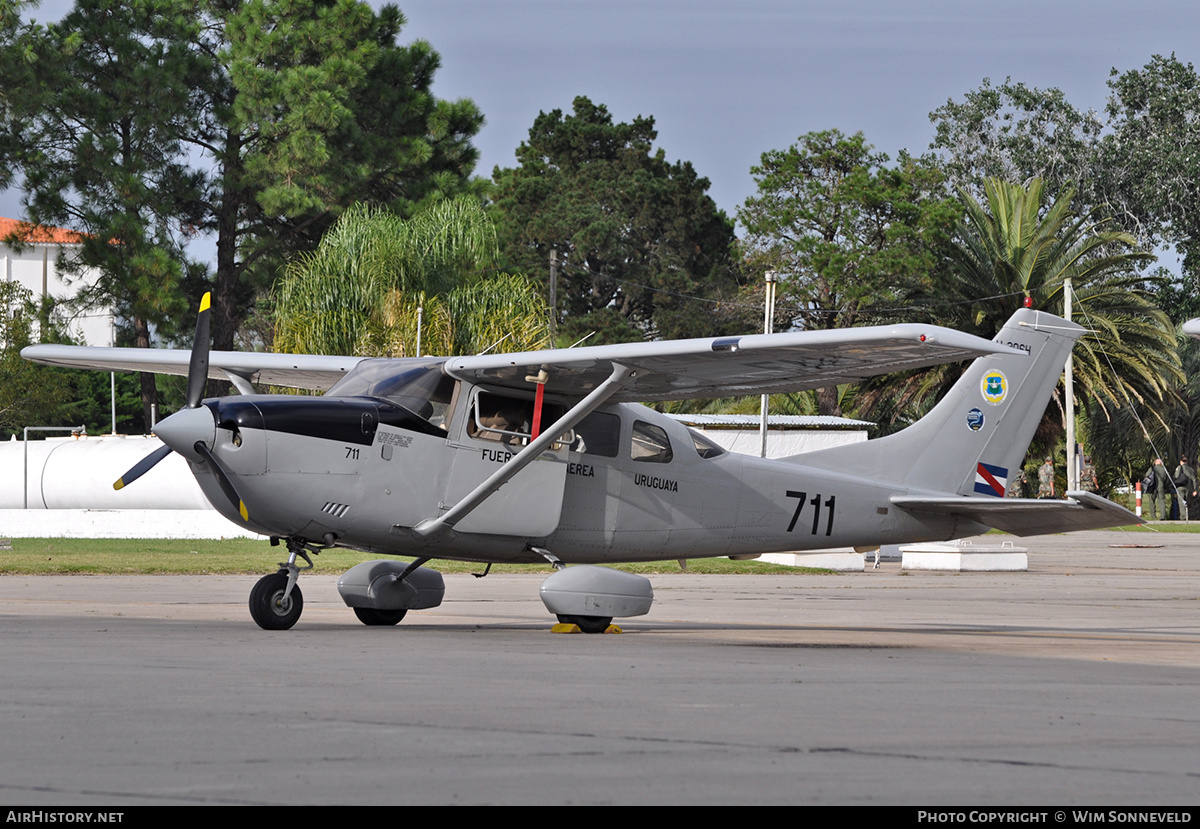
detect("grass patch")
(984, 523), (1200, 535)
(0, 537), (824, 576)
(1098, 522), (1200, 533)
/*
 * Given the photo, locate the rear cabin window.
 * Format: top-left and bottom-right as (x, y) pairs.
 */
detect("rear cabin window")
(569, 411), (620, 458)
(631, 420), (673, 463)
(691, 430), (726, 459)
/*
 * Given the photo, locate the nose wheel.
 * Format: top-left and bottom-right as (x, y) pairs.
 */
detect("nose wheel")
(249, 539), (319, 630)
(249, 571), (304, 630)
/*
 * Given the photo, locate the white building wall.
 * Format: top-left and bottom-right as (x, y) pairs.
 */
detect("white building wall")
(693, 427), (866, 458)
(3, 240), (114, 347)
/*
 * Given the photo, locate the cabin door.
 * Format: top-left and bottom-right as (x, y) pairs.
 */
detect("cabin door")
(442, 386), (568, 536)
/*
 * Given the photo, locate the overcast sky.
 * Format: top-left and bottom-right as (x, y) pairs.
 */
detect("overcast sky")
(5, 0), (1200, 249)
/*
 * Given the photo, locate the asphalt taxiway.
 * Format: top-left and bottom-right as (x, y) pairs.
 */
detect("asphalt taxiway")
(1, 529), (1198, 805)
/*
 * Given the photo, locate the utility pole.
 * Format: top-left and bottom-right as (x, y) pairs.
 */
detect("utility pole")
(759, 270), (778, 458)
(1064, 277), (1077, 492)
(415, 300), (423, 357)
(548, 248), (558, 345)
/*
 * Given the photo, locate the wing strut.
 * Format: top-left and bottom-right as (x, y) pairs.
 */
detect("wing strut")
(411, 363), (636, 543)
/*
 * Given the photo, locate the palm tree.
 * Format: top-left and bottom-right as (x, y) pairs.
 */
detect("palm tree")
(273, 198), (549, 357)
(860, 178), (1180, 442)
(358, 276), (551, 358)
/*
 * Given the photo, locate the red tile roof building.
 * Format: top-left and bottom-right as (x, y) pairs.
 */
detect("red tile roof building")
(0, 217), (87, 246)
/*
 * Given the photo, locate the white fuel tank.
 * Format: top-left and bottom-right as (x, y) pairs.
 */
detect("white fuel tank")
(0, 435), (210, 509)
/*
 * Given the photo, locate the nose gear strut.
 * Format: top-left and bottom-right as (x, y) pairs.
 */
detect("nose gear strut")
(248, 536), (333, 630)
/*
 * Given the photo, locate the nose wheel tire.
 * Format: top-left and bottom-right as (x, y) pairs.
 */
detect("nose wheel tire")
(249, 571), (304, 630)
(353, 607), (408, 626)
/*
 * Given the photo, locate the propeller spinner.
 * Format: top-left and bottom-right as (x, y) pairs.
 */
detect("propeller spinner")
(112, 292), (250, 522)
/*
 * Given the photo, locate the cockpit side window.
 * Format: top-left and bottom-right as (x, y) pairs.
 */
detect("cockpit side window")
(631, 420), (673, 463)
(468, 390), (567, 447)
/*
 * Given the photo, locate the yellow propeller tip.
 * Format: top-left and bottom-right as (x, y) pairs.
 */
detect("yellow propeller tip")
(113, 480), (125, 491)
(239, 502), (249, 522)
(199, 292), (211, 313)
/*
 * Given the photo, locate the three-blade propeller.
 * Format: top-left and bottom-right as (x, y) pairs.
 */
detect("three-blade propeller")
(113, 292), (250, 522)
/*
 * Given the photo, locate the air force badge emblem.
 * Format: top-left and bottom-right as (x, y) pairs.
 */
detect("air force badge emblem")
(981, 369), (1008, 405)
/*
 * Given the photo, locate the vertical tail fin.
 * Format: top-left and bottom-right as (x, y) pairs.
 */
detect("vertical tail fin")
(801, 309), (1084, 496)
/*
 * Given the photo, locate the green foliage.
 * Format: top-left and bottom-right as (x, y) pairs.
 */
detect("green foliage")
(491, 96), (747, 343)
(274, 199), (497, 355)
(739, 130), (960, 334)
(1087, 327), (1200, 488)
(864, 179), (1179, 454)
(49, 366), (145, 436)
(0, 0), (484, 368)
(928, 77), (1104, 203)
(952, 179), (1174, 412)
(1170, 335), (1200, 462)
(274, 199), (547, 358)
(0, 281), (68, 435)
(737, 130), (959, 415)
(0, 0), (197, 422)
(442, 275), (550, 356)
(0, 282), (147, 437)
(924, 69), (1200, 482)
(356, 275), (551, 358)
(928, 64), (1200, 315)
(193, 0), (485, 356)
(1104, 54), (1200, 310)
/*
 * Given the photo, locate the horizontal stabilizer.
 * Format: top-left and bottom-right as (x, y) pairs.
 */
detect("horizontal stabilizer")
(891, 491), (1141, 536)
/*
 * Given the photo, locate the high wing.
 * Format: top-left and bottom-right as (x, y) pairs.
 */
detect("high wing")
(891, 491), (1140, 536)
(445, 323), (1014, 402)
(23, 320), (1010, 400)
(20, 344), (363, 392)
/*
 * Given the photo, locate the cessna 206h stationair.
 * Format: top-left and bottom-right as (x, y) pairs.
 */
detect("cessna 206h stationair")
(23, 298), (1138, 632)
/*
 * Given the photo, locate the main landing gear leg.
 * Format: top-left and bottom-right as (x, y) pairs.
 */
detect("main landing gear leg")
(530, 546), (615, 634)
(248, 538), (318, 630)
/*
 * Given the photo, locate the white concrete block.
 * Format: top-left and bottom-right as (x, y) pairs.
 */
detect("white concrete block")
(759, 551), (865, 571)
(901, 540), (1028, 571)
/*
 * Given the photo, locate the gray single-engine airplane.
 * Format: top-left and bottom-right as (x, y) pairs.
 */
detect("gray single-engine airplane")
(23, 297), (1139, 632)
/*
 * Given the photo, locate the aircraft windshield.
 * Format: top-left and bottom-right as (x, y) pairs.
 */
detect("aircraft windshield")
(326, 360), (456, 428)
